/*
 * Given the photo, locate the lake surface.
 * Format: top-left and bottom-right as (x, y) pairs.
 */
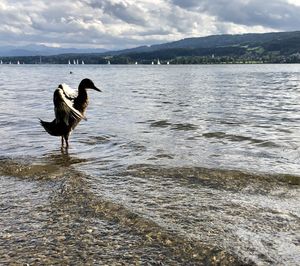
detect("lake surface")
(0, 64), (299, 265)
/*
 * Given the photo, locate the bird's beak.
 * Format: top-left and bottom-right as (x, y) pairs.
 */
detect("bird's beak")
(92, 85), (101, 92)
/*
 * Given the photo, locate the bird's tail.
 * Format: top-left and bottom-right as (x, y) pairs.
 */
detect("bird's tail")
(39, 119), (66, 136)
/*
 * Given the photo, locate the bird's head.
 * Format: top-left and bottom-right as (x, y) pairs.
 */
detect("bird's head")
(79, 78), (101, 92)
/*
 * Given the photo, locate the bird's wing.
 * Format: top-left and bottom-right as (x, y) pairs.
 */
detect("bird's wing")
(53, 87), (86, 125)
(60, 83), (78, 99)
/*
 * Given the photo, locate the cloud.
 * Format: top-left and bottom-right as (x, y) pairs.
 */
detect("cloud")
(0, 0), (299, 49)
(87, 0), (148, 26)
(171, 0), (300, 30)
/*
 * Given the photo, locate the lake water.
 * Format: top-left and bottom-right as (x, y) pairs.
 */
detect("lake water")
(0, 64), (299, 265)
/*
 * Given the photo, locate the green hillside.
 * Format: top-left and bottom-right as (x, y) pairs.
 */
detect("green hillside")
(1, 31), (300, 64)
(115, 31), (300, 64)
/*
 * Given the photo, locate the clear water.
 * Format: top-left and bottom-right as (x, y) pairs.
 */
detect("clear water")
(0, 64), (299, 265)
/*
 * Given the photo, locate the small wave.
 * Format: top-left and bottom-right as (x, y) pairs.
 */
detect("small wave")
(171, 123), (198, 131)
(79, 135), (112, 145)
(150, 120), (172, 128)
(147, 153), (175, 161)
(149, 120), (197, 131)
(202, 131), (280, 147)
(125, 164), (300, 190)
(118, 141), (147, 153)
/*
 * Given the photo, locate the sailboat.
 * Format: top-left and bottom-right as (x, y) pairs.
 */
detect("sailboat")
(81, 60), (85, 65)
(68, 60), (71, 65)
(135, 62), (138, 65)
(17, 61), (20, 65)
(151, 61), (154, 65)
(73, 60), (76, 64)
(167, 61), (170, 65)
(0, 60), (2, 64)
(157, 59), (161, 65)
(76, 59), (79, 65)
(107, 60), (111, 65)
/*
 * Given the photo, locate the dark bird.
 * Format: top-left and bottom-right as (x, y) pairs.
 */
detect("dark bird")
(40, 78), (101, 149)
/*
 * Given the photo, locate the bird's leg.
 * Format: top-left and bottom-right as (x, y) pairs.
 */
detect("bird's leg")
(64, 135), (69, 149)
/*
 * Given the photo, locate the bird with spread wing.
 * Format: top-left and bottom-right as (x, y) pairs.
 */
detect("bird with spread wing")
(40, 78), (101, 149)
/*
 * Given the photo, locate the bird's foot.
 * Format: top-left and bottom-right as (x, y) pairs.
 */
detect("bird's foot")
(60, 146), (69, 154)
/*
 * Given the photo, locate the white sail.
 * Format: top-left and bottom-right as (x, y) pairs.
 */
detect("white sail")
(157, 59), (160, 65)
(82, 60), (84, 65)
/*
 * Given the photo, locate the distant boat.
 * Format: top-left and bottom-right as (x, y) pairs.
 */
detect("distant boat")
(9, 61), (11, 64)
(107, 60), (111, 65)
(0, 60), (2, 64)
(81, 60), (84, 65)
(157, 59), (161, 65)
(73, 60), (76, 64)
(68, 60), (71, 64)
(151, 61), (154, 65)
(17, 61), (20, 65)
(135, 62), (138, 65)
(76, 59), (79, 65)
(167, 61), (170, 65)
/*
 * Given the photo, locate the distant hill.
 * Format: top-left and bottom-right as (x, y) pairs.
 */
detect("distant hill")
(102, 31), (300, 64)
(1, 31), (300, 64)
(0, 44), (107, 57)
(106, 31), (300, 55)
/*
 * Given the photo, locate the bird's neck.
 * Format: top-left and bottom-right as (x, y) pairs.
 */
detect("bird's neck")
(74, 87), (89, 114)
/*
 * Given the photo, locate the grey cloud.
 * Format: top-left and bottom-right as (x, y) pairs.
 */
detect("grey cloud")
(87, 0), (148, 25)
(171, 0), (201, 9)
(139, 28), (172, 37)
(0, 0), (299, 50)
(171, 0), (300, 30)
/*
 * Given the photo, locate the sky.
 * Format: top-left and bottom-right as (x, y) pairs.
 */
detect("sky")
(1, 0), (300, 50)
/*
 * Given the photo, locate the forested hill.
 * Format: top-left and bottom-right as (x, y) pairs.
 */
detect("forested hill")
(110, 31), (300, 55)
(107, 31), (300, 63)
(2, 31), (300, 64)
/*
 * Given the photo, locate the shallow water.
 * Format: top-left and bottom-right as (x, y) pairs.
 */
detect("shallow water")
(0, 64), (299, 265)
